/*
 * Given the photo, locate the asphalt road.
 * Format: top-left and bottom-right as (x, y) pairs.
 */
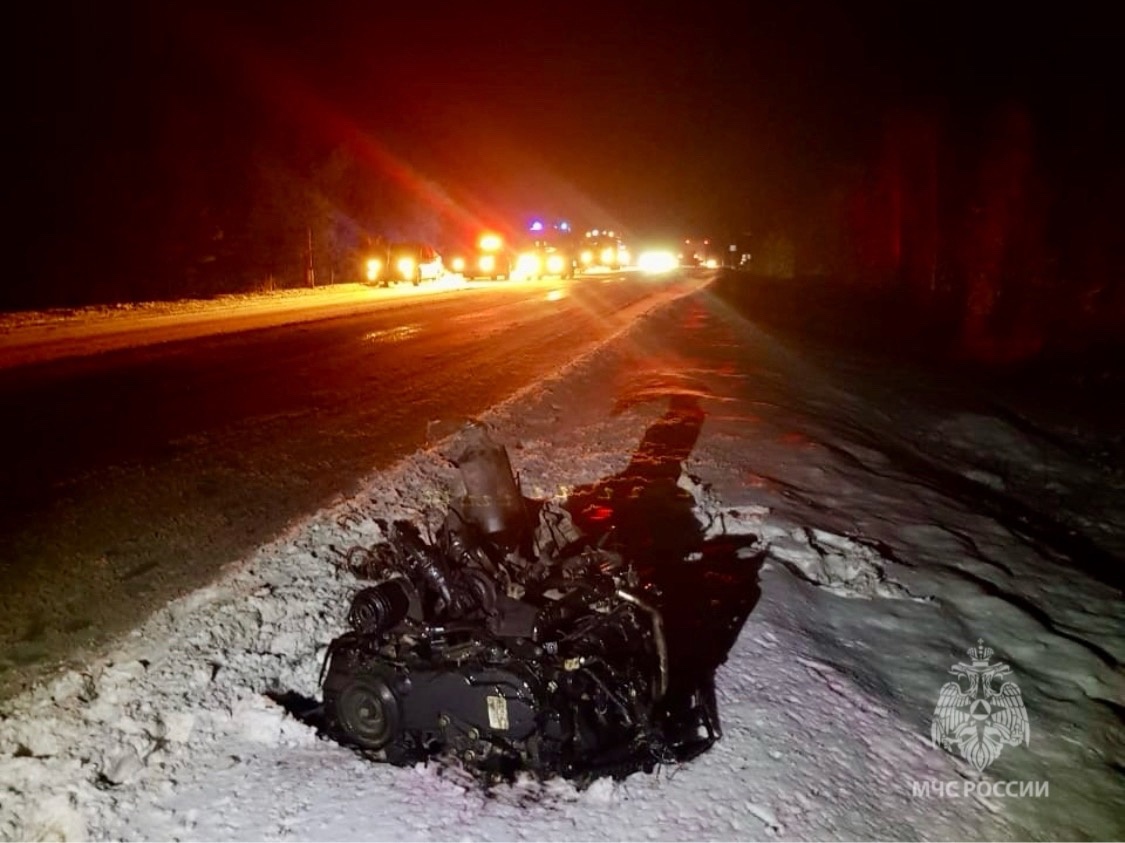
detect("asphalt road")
(0, 272), (703, 696)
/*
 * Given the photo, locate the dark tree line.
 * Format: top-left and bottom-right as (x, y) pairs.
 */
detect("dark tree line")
(777, 61), (1125, 362)
(11, 126), (431, 310)
(9, 2), (444, 311)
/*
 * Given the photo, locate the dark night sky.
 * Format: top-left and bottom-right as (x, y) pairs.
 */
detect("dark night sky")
(10, 1), (1123, 300)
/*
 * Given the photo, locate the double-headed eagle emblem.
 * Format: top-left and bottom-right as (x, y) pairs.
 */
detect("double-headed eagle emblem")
(931, 639), (1030, 771)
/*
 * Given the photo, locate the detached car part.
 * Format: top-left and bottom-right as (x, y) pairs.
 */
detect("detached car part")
(320, 424), (723, 781)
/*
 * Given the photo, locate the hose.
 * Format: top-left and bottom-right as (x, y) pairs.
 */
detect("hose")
(614, 590), (668, 701)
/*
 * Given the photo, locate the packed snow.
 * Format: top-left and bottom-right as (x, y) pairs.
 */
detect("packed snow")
(1, 283), (1121, 841)
(0, 278), (480, 370)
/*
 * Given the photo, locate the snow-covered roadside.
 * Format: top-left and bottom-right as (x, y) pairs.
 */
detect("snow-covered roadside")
(1, 285), (1121, 841)
(0, 278), (479, 370)
(0, 280), (493, 334)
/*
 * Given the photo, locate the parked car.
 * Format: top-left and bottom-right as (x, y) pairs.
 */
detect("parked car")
(578, 231), (630, 272)
(363, 243), (441, 287)
(382, 242), (444, 286)
(446, 233), (512, 281)
(513, 238), (578, 280)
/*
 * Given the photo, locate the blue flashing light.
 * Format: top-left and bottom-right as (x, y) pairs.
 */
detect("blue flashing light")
(529, 220), (544, 232)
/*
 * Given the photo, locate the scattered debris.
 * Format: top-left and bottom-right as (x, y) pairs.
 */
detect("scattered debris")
(319, 421), (747, 783)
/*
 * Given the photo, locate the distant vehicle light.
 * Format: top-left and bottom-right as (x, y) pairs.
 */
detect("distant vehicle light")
(600, 247), (616, 265)
(397, 257), (416, 277)
(638, 250), (679, 274)
(365, 258), (382, 281)
(515, 252), (542, 279)
(479, 254), (496, 273)
(704, 258), (719, 269)
(617, 248), (631, 266)
(559, 221), (570, 232)
(545, 254), (566, 275)
(529, 220), (544, 232)
(580, 250), (594, 264)
(479, 233), (503, 252)
(451, 256), (466, 272)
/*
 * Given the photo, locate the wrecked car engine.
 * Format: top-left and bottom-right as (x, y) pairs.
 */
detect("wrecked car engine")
(320, 423), (730, 782)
